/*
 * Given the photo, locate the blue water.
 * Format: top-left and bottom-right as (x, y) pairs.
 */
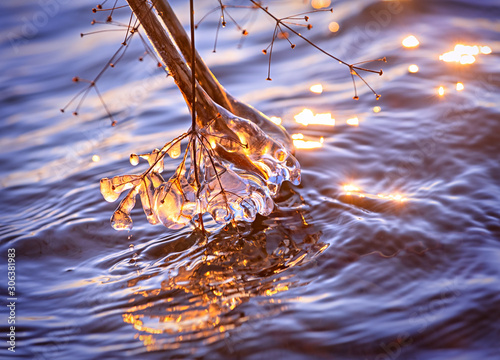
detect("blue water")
(1, 0), (500, 359)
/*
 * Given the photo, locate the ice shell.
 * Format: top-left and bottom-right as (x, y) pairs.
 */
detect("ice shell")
(167, 140), (181, 159)
(100, 175), (140, 202)
(200, 108), (301, 199)
(199, 159), (275, 224)
(139, 175), (161, 225)
(154, 178), (196, 229)
(140, 149), (164, 173)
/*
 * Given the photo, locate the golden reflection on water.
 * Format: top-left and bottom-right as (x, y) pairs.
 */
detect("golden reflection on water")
(439, 44), (492, 65)
(342, 184), (408, 202)
(402, 35), (419, 48)
(408, 64), (419, 73)
(269, 116), (282, 125)
(292, 133), (324, 149)
(294, 109), (335, 126)
(309, 84), (324, 94)
(121, 215), (326, 351)
(346, 116), (359, 126)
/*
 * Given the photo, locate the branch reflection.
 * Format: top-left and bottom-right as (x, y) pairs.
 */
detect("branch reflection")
(121, 187), (327, 352)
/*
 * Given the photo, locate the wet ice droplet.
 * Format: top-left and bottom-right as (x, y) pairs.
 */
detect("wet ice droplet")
(111, 209), (133, 230)
(130, 154), (139, 166)
(111, 188), (138, 231)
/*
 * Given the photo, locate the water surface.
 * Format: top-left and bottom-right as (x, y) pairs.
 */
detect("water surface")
(1, 0), (500, 359)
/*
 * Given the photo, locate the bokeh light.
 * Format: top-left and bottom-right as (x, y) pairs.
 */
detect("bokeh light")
(311, 0), (331, 9)
(310, 84), (323, 94)
(408, 64), (419, 73)
(439, 44), (491, 65)
(269, 116), (282, 125)
(346, 117), (359, 126)
(294, 109), (335, 126)
(402, 35), (419, 48)
(328, 22), (339, 33)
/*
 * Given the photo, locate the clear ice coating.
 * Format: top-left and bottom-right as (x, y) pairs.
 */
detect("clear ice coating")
(100, 110), (301, 231)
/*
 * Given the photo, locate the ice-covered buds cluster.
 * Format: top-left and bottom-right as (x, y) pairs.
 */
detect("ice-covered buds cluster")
(100, 111), (300, 231)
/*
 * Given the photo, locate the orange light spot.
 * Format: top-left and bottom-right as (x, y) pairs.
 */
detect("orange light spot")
(438, 86), (445, 96)
(456, 82), (464, 91)
(343, 184), (360, 193)
(311, 0), (331, 9)
(328, 22), (339, 33)
(92, 155), (100, 162)
(373, 106), (381, 113)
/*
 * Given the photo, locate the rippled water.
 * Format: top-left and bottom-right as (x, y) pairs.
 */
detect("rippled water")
(1, 0), (500, 359)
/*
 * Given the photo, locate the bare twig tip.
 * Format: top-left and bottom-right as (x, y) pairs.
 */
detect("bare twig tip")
(96, 4), (102, 10)
(92, 8), (97, 13)
(291, 44), (296, 49)
(73, 111), (78, 116)
(72, 77), (79, 82)
(353, 96), (359, 100)
(266, 77), (272, 81)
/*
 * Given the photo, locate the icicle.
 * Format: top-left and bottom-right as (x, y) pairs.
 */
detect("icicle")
(111, 187), (139, 231)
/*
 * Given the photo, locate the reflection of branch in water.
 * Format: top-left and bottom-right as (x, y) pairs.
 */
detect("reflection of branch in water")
(121, 201), (327, 352)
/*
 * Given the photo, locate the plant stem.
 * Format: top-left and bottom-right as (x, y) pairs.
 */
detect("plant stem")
(151, 0), (293, 149)
(126, 0), (217, 127)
